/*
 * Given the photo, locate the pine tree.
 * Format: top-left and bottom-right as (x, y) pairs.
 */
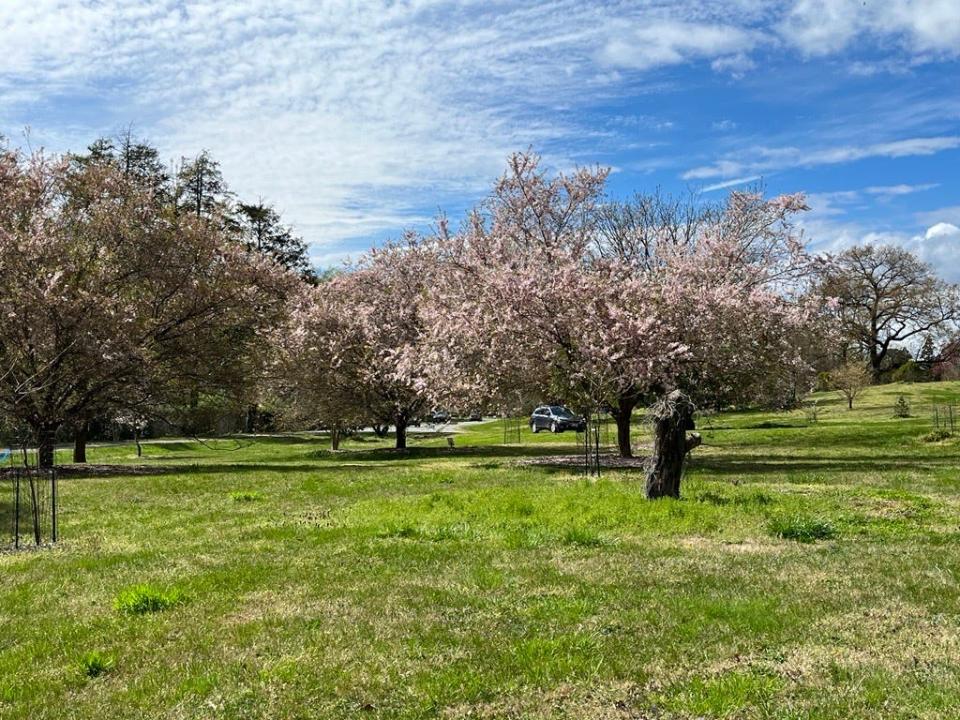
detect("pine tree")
(176, 151), (231, 220)
(74, 132), (171, 201)
(235, 200), (315, 280)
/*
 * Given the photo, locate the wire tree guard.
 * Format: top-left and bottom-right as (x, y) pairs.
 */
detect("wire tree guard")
(4, 465), (58, 550)
(577, 409), (612, 477)
(932, 404), (957, 433)
(501, 415), (522, 444)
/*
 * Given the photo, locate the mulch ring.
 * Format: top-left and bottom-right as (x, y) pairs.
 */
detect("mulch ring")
(514, 454), (649, 470)
(40, 464), (180, 478)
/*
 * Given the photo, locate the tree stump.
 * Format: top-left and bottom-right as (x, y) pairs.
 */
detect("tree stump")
(645, 390), (701, 499)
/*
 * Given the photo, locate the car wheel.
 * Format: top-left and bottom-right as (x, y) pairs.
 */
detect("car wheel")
(550, 421), (558, 433)
(530, 422), (539, 434)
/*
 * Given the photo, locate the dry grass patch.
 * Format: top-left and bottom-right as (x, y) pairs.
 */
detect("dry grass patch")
(787, 600), (960, 682)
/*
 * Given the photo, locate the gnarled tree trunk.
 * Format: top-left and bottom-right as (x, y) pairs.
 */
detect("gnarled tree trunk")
(645, 391), (701, 499)
(395, 420), (408, 450)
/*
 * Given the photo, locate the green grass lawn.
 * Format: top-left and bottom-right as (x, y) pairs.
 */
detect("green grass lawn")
(3, 383), (960, 719)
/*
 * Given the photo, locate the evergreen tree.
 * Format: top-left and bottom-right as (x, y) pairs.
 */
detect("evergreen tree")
(235, 200), (315, 280)
(74, 131), (171, 201)
(176, 150), (231, 220)
(919, 335), (937, 369)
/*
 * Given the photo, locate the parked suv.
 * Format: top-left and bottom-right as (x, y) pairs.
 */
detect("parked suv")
(429, 410), (451, 424)
(530, 405), (586, 433)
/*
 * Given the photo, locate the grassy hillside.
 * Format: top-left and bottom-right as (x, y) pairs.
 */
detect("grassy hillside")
(2, 382), (959, 719)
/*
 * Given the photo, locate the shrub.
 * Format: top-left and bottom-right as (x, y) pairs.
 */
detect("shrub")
(768, 515), (836, 543)
(921, 429), (952, 443)
(893, 395), (911, 418)
(803, 400), (819, 424)
(77, 650), (115, 678)
(114, 585), (183, 615)
(230, 490), (263, 502)
(892, 360), (929, 384)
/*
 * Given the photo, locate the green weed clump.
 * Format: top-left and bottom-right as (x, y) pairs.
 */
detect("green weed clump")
(768, 515), (837, 543)
(114, 585), (183, 615)
(921, 429), (952, 443)
(230, 490), (263, 502)
(76, 650), (115, 678)
(561, 526), (606, 547)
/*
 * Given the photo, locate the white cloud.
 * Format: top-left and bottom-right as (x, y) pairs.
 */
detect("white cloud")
(780, 0), (960, 58)
(598, 21), (757, 71)
(684, 136), (960, 180)
(710, 53), (757, 77)
(906, 223), (960, 280)
(864, 183), (938, 197)
(917, 205), (960, 226)
(802, 215), (960, 283)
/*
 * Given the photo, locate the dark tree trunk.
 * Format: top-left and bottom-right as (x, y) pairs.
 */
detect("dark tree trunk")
(372, 424), (389, 438)
(395, 420), (408, 450)
(37, 423), (59, 468)
(848, 396), (853, 410)
(645, 391), (701, 499)
(134, 429), (142, 458)
(614, 395), (638, 458)
(244, 404), (258, 434)
(73, 422), (88, 464)
(331, 427), (341, 451)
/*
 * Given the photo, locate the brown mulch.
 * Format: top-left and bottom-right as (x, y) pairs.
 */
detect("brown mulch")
(20, 464), (183, 478)
(515, 454), (649, 470)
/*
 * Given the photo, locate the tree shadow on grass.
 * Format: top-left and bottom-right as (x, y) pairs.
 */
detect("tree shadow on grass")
(691, 453), (959, 477)
(308, 444), (578, 462)
(55, 444), (579, 478)
(56, 462), (403, 478)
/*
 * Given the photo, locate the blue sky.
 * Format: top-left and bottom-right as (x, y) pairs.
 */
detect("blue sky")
(1, 0), (958, 277)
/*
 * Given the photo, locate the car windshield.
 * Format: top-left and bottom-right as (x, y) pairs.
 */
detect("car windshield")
(549, 406), (574, 418)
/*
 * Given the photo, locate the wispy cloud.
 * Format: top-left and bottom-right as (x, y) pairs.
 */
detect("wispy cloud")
(864, 183), (939, 197)
(702, 175), (762, 192)
(1, 0), (958, 259)
(684, 136), (960, 180)
(598, 20), (758, 71)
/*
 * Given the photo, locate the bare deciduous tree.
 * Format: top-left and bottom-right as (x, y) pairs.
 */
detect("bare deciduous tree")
(819, 245), (960, 379)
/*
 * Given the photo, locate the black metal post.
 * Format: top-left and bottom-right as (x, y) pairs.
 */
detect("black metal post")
(14, 472), (20, 550)
(594, 412), (601, 478)
(51, 469), (58, 543)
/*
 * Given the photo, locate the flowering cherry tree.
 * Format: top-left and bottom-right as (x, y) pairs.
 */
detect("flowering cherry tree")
(281, 237), (438, 450)
(0, 145), (291, 466)
(273, 285), (369, 449)
(430, 152), (818, 497)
